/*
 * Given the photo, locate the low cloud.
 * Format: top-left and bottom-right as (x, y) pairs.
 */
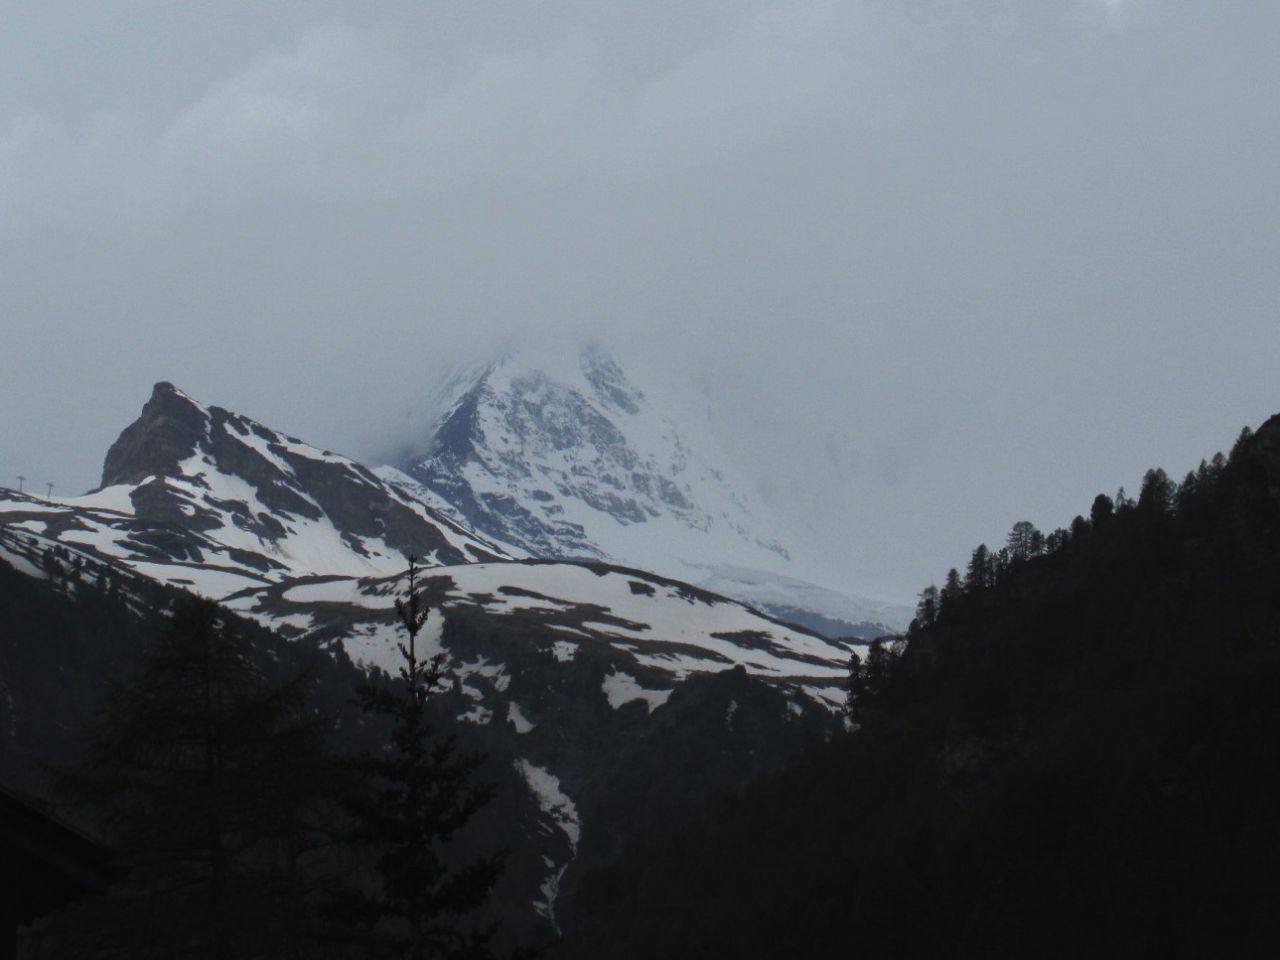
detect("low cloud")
(2, 2), (1278, 599)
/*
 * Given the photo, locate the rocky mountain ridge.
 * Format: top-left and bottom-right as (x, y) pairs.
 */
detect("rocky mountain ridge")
(0, 381), (857, 704)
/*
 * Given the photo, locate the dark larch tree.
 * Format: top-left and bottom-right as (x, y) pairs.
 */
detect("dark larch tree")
(913, 585), (939, 630)
(39, 595), (342, 959)
(1005, 520), (1040, 563)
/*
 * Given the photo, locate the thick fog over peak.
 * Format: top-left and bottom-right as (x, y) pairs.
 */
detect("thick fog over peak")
(3, 1), (1279, 600)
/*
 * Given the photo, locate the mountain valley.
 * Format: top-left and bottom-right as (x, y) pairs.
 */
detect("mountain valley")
(0, 371), (866, 944)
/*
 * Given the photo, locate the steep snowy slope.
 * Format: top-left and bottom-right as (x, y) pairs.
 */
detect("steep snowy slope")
(396, 346), (791, 568)
(393, 346), (911, 636)
(0, 382), (507, 596)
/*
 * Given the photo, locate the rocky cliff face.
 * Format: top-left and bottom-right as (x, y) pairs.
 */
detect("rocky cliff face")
(101, 382), (212, 487)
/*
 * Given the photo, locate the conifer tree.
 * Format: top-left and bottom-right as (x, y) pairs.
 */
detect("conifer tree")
(1114, 486), (1135, 511)
(913, 585), (939, 631)
(340, 558), (503, 959)
(1229, 425), (1254, 463)
(940, 568), (963, 614)
(1138, 468), (1176, 514)
(965, 544), (994, 592)
(845, 650), (864, 720)
(1090, 493), (1115, 528)
(1005, 520), (1043, 562)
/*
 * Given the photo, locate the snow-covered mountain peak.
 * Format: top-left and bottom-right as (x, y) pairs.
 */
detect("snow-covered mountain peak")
(8, 383), (508, 598)
(402, 346), (794, 574)
(473, 342), (646, 417)
(397, 346), (912, 637)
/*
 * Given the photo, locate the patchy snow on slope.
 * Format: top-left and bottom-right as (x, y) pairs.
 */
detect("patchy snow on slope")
(602, 670), (673, 712)
(375, 466), (518, 558)
(435, 563), (854, 680)
(0, 381), (511, 602)
(282, 578), (394, 609)
(165, 453), (407, 578)
(227, 559), (857, 710)
(516, 759), (580, 845)
(0, 534), (49, 580)
(457, 703), (494, 724)
(515, 758), (581, 928)
(127, 562), (270, 598)
(507, 701), (535, 733)
(63, 483), (139, 515)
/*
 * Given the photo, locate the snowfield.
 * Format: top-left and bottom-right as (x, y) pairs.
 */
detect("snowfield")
(223, 560), (858, 709)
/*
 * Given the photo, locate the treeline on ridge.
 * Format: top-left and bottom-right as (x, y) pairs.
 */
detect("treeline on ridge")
(553, 417), (1280, 958)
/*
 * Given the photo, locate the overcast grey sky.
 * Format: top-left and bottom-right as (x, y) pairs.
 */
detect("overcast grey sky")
(2, 1), (1278, 600)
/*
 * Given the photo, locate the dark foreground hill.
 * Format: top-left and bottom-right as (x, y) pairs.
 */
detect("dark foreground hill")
(0, 537), (841, 954)
(554, 415), (1280, 959)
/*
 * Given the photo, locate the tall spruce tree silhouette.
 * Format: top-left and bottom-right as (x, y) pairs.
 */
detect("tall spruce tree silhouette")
(342, 557), (503, 959)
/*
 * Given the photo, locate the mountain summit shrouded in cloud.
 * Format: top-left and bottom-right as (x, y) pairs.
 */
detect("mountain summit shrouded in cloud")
(379, 344), (911, 636)
(390, 345), (790, 569)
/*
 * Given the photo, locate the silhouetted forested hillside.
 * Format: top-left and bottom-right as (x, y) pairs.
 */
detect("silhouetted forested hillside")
(1, 550), (194, 789)
(555, 415), (1280, 958)
(0, 547), (369, 794)
(1, 552), (508, 957)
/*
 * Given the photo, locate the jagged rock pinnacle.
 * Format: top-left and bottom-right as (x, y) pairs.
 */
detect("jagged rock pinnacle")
(99, 382), (208, 489)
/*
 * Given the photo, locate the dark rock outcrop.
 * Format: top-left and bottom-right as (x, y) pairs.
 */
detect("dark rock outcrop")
(100, 382), (207, 488)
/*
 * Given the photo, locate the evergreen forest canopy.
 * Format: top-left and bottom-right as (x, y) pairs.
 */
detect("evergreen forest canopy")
(553, 416), (1280, 958)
